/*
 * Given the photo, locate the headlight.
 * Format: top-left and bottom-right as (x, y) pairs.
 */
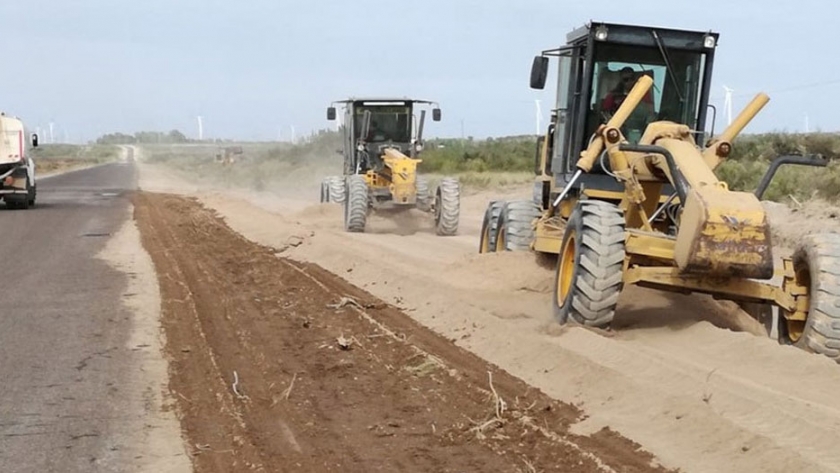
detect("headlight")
(415, 144), (423, 152)
(703, 35), (716, 48)
(595, 25), (608, 41)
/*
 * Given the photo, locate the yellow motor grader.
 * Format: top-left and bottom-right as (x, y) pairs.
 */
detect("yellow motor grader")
(323, 98), (459, 236)
(480, 22), (838, 361)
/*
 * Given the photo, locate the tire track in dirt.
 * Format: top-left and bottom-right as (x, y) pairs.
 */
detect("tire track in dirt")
(133, 191), (669, 473)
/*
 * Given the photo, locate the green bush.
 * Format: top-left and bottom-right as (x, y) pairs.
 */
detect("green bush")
(420, 136), (538, 174)
(716, 132), (840, 202)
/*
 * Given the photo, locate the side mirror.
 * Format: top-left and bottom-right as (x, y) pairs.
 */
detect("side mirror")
(327, 107), (336, 120)
(530, 56), (549, 90)
(31, 133), (39, 148)
(432, 108), (441, 122)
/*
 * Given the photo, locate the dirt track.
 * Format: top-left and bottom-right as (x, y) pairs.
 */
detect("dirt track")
(134, 192), (666, 472)
(137, 152), (840, 473)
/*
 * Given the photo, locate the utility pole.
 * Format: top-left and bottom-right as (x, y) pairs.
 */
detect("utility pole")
(805, 114), (810, 133)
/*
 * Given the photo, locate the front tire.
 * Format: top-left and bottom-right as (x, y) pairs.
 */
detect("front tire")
(778, 233), (840, 362)
(553, 200), (625, 327)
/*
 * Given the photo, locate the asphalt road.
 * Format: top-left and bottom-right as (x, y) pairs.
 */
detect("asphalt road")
(0, 158), (158, 472)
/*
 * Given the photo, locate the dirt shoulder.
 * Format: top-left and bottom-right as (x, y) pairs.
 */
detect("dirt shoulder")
(137, 155), (840, 473)
(133, 191), (668, 473)
(96, 213), (191, 472)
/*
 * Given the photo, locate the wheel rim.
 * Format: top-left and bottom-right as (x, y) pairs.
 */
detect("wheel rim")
(557, 230), (577, 307)
(785, 264), (811, 343)
(495, 225), (506, 251)
(480, 225), (491, 252)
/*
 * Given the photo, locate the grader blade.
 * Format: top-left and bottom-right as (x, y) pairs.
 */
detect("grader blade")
(675, 186), (774, 280)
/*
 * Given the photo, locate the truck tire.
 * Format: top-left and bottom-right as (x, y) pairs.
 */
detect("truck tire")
(479, 200), (504, 253)
(5, 176), (31, 210)
(495, 200), (541, 251)
(326, 176), (346, 204)
(28, 183), (36, 207)
(553, 200), (626, 327)
(416, 176), (431, 212)
(778, 233), (840, 362)
(434, 177), (460, 236)
(344, 175), (368, 232)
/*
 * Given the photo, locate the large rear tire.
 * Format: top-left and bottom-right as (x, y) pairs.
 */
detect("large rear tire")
(778, 233), (840, 362)
(344, 175), (368, 232)
(495, 200), (541, 252)
(416, 176), (431, 212)
(320, 179), (329, 203)
(553, 200), (625, 327)
(479, 200), (504, 253)
(434, 177), (460, 236)
(326, 176), (346, 204)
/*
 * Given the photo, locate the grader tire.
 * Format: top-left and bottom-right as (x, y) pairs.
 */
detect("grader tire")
(434, 177), (460, 236)
(326, 176), (346, 204)
(479, 200), (504, 253)
(779, 233), (840, 362)
(344, 175), (368, 232)
(319, 179), (329, 203)
(553, 200), (625, 327)
(416, 176), (431, 212)
(495, 200), (541, 252)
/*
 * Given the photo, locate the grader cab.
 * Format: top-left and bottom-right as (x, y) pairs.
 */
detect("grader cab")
(322, 97), (460, 236)
(479, 22), (837, 362)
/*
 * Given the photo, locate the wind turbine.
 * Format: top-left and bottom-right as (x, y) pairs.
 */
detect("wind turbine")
(535, 99), (542, 136)
(722, 85), (734, 126)
(197, 116), (204, 140)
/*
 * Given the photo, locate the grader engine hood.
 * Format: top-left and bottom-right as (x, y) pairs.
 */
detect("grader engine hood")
(674, 186), (774, 280)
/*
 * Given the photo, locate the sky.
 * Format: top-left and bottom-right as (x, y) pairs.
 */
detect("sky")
(0, 1), (836, 143)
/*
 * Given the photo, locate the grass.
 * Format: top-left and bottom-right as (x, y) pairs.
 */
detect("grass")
(31, 144), (122, 174)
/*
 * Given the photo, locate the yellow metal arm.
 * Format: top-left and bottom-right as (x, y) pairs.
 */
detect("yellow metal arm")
(703, 93), (770, 170)
(577, 75), (654, 172)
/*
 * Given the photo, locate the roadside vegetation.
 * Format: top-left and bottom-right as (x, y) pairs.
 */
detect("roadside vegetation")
(716, 132), (840, 203)
(136, 128), (840, 202)
(31, 143), (122, 174)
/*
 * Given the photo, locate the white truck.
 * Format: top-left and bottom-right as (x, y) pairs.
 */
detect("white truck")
(0, 112), (38, 209)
